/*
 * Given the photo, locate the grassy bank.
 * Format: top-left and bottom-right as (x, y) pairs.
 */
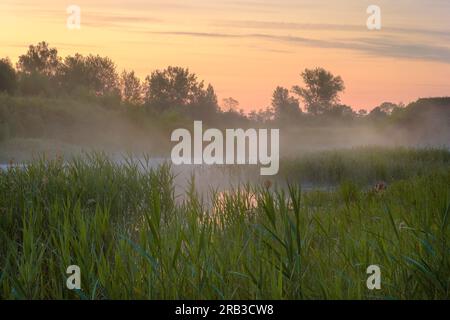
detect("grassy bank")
(280, 147), (450, 185)
(0, 150), (449, 299)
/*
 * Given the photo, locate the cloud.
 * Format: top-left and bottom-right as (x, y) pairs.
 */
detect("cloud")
(351, 37), (450, 64)
(81, 12), (163, 28)
(142, 30), (450, 64)
(142, 31), (237, 38)
(212, 20), (450, 39)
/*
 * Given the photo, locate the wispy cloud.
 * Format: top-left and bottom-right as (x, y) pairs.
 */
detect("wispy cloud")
(81, 12), (163, 28)
(212, 20), (450, 39)
(142, 30), (450, 64)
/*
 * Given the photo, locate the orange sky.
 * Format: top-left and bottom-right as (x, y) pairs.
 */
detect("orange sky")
(1, 0), (450, 111)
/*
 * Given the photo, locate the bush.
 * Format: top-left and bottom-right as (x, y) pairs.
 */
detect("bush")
(17, 72), (54, 96)
(0, 58), (17, 94)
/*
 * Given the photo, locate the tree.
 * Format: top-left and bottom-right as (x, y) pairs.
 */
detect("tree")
(59, 54), (119, 97)
(326, 104), (355, 119)
(248, 107), (274, 123)
(144, 66), (200, 108)
(120, 70), (142, 104)
(271, 86), (301, 121)
(190, 84), (219, 120)
(377, 102), (399, 115)
(292, 67), (345, 115)
(16, 42), (61, 96)
(222, 97), (239, 112)
(358, 109), (368, 116)
(248, 110), (258, 122)
(368, 106), (388, 120)
(368, 102), (402, 121)
(143, 66), (219, 120)
(85, 55), (119, 96)
(17, 41), (60, 77)
(58, 53), (86, 93)
(0, 58), (17, 94)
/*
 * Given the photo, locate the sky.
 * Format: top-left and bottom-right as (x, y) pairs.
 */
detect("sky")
(1, 0), (450, 111)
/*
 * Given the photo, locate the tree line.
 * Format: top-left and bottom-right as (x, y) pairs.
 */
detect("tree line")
(0, 41), (447, 127)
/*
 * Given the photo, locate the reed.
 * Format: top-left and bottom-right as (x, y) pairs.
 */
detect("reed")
(0, 149), (449, 299)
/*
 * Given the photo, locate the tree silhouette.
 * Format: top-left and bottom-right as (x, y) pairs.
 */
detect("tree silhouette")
(292, 67), (345, 115)
(248, 107), (274, 123)
(58, 53), (86, 93)
(15, 42), (61, 96)
(143, 66), (218, 120)
(0, 58), (17, 94)
(190, 84), (219, 120)
(59, 54), (119, 97)
(222, 97), (239, 112)
(144, 67), (200, 108)
(120, 70), (142, 104)
(377, 102), (400, 115)
(271, 86), (301, 121)
(326, 104), (355, 119)
(358, 109), (368, 116)
(17, 41), (60, 77)
(85, 55), (119, 96)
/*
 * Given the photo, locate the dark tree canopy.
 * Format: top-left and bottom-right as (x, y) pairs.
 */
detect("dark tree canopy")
(17, 41), (60, 77)
(292, 67), (345, 115)
(58, 53), (86, 92)
(144, 66), (219, 119)
(6, 41), (449, 130)
(271, 86), (301, 121)
(0, 58), (17, 94)
(326, 104), (355, 119)
(222, 97), (239, 111)
(377, 102), (400, 115)
(190, 83), (219, 120)
(85, 55), (119, 96)
(368, 102), (402, 121)
(144, 67), (200, 108)
(59, 54), (119, 96)
(120, 70), (142, 104)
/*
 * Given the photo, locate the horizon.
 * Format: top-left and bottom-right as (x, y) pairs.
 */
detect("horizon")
(2, 0), (450, 111)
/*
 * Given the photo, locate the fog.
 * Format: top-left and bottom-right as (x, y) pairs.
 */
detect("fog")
(2, 98), (448, 198)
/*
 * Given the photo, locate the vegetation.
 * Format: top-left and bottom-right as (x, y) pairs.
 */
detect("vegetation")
(0, 58), (17, 95)
(0, 41), (449, 146)
(0, 42), (449, 300)
(0, 149), (449, 299)
(292, 67), (345, 115)
(280, 147), (450, 185)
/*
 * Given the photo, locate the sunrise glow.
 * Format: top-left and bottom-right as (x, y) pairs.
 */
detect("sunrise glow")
(2, 0), (449, 110)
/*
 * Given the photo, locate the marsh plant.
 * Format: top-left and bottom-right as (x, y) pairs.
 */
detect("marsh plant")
(0, 148), (449, 299)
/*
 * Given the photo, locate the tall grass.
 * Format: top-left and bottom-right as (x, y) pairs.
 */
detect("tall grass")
(280, 146), (450, 186)
(0, 150), (449, 299)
